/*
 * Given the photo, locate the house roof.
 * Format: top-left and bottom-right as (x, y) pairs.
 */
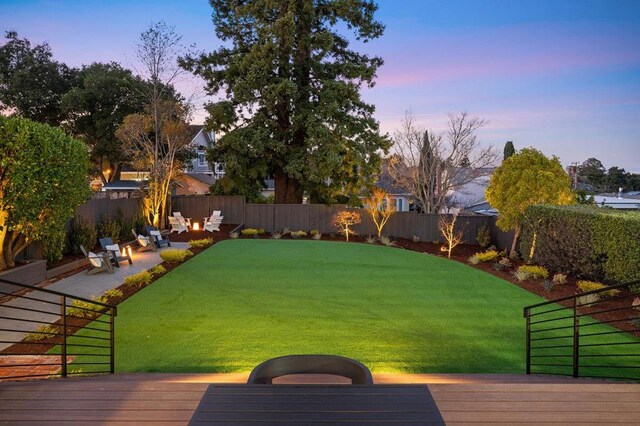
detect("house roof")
(594, 194), (640, 209)
(101, 180), (146, 191)
(184, 173), (216, 186)
(188, 125), (214, 145)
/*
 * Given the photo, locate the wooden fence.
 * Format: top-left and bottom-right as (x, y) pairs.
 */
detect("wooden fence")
(171, 195), (514, 248)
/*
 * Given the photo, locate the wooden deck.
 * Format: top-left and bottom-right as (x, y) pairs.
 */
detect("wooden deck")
(0, 373), (638, 425)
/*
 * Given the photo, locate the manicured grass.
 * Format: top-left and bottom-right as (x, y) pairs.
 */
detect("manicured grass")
(67, 240), (639, 375)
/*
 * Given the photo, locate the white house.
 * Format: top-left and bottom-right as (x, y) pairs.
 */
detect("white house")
(185, 125), (224, 178)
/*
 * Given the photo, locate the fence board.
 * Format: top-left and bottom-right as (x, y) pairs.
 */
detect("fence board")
(246, 204), (276, 231)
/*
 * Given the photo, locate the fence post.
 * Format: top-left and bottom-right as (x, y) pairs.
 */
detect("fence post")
(524, 307), (531, 375)
(60, 295), (67, 378)
(110, 307), (116, 374)
(572, 297), (580, 378)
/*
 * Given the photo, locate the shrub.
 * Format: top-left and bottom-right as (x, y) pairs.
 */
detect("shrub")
(102, 288), (123, 299)
(290, 230), (307, 239)
(468, 255), (480, 265)
(412, 235), (420, 243)
(23, 324), (59, 342)
(43, 230), (66, 263)
(67, 296), (108, 318)
(577, 280), (620, 298)
(271, 232), (282, 240)
(499, 257), (512, 268)
(632, 297), (640, 311)
(552, 273), (568, 285)
(379, 236), (396, 247)
(189, 238), (214, 248)
(149, 264), (167, 276)
(577, 293), (600, 307)
(543, 280), (554, 292)
(476, 224), (491, 248)
(519, 205), (640, 282)
(512, 269), (531, 282)
(310, 229), (320, 236)
(473, 250), (499, 263)
(365, 235), (376, 244)
(96, 215), (124, 244)
(160, 249), (194, 263)
(66, 217), (97, 254)
(282, 227), (290, 235)
(124, 270), (152, 287)
(312, 232), (322, 240)
(518, 265), (549, 280)
(229, 231), (239, 239)
(241, 228), (260, 237)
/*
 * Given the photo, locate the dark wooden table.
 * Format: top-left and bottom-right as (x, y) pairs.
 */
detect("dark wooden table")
(189, 384), (445, 425)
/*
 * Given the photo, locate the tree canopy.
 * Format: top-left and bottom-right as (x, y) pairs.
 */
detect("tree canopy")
(0, 116), (90, 270)
(485, 147), (574, 254)
(181, 0), (390, 203)
(0, 31), (77, 125)
(62, 62), (149, 183)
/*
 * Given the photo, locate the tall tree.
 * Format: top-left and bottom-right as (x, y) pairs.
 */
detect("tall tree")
(0, 116), (90, 270)
(62, 62), (149, 183)
(605, 166), (628, 193)
(577, 157), (606, 191)
(117, 101), (192, 228)
(389, 111), (498, 213)
(503, 141), (515, 161)
(0, 31), (77, 125)
(181, 0), (390, 203)
(486, 148), (574, 255)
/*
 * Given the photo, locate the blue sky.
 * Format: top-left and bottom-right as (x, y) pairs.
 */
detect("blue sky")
(2, 0), (639, 171)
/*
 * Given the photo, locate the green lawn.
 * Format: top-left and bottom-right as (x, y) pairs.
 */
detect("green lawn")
(67, 240), (639, 375)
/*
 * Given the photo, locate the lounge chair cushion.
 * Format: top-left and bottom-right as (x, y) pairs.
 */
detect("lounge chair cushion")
(105, 244), (120, 252)
(137, 235), (150, 247)
(88, 252), (102, 268)
(149, 230), (162, 237)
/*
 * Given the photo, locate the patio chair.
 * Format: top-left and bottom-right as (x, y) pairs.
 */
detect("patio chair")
(203, 213), (223, 232)
(168, 216), (188, 234)
(173, 212), (191, 228)
(247, 355), (374, 385)
(131, 229), (157, 252)
(99, 237), (133, 267)
(145, 225), (172, 248)
(80, 245), (114, 275)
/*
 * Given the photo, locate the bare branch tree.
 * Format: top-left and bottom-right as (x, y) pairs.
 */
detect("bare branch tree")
(388, 111), (498, 213)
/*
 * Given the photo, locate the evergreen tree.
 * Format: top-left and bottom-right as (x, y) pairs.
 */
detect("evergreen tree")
(503, 141), (515, 161)
(181, 0), (390, 203)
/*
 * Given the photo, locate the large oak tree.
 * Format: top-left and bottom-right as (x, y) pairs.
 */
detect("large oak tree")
(181, 0), (390, 203)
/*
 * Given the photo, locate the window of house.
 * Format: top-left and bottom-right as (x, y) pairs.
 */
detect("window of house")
(197, 152), (206, 167)
(396, 198), (403, 211)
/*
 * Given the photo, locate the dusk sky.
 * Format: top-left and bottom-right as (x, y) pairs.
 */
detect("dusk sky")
(2, 0), (639, 171)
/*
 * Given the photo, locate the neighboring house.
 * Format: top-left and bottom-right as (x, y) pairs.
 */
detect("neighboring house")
(100, 180), (145, 199)
(594, 190), (640, 210)
(185, 125), (223, 178)
(373, 174), (412, 212)
(446, 174), (492, 214)
(174, 173), (216, 196)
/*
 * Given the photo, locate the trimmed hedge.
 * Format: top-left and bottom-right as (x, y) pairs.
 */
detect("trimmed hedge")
(519, 205), (640, 283)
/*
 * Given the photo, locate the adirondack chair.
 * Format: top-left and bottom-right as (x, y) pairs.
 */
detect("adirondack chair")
(168, 216), (188, 233)
(203, 212), (223, 232)
(173, 212), (191, 228)
(99, 237), (133, 268)
(145, 226), (171, 247)
(131, 229), (157, 252)
(80, 245), (114, 275)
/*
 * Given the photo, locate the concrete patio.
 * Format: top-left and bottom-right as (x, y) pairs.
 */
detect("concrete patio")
(0, 243), (190, 351)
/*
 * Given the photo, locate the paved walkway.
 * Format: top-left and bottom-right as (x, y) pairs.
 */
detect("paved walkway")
(0, 243), (190, 351)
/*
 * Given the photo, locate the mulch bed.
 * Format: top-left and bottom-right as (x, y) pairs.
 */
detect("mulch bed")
(3, 224), (637, 359)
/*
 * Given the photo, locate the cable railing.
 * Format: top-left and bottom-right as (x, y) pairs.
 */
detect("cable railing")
(0, 277), (116, 380)
(524, 279), (640, 381)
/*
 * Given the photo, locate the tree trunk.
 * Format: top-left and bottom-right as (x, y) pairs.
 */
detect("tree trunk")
(510, 223), (520, 256)
(274, 169), (302, 204)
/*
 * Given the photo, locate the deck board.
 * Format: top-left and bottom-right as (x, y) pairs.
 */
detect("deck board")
(0, 373), (638, 425)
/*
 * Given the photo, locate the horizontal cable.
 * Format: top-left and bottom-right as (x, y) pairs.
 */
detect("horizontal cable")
(578, 304), (637, 318)
(65, 342), (111, 349)
(0, 304), (60, 318)
(579, 316), (640, 328)
(530, 323), (575, 334)
(530, 354), (573, 358)
(580, 341), (640, 348)
(528, 305), (570, 317)
(530, 363), (573, 367)
(0, 290), (63, 306)
(581, 329), (638, 339)
(579, 365), (640, 369)
(530, 343), (574, 350)
(66, 370), (110, 375)
(529, 314), (574, 326)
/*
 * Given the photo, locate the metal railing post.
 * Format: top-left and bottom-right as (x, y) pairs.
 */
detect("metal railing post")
(524, 307), (531, 375)
(572, 297), (580, 378)
(109, 307), (116, 374)
(60, 295), (67, 378)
